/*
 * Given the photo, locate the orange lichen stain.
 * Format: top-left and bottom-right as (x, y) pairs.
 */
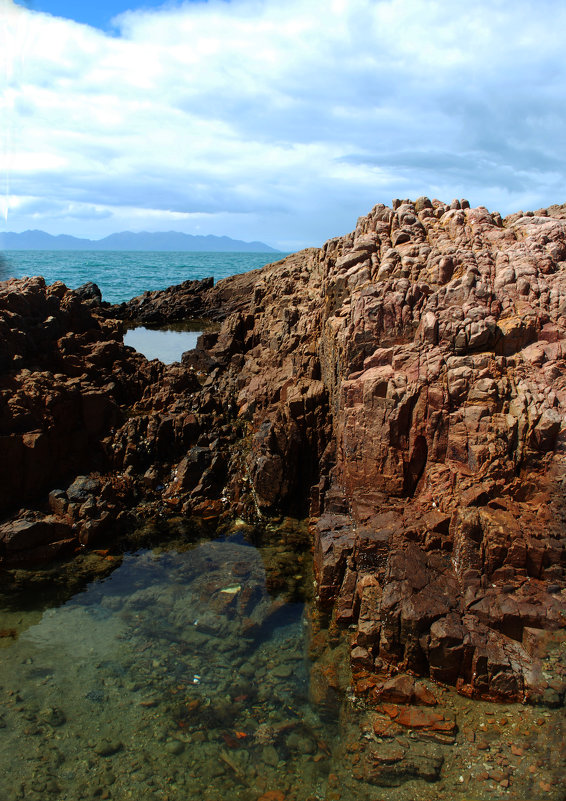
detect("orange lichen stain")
(258, 792), (285, 801)
(355, 676), (380, 693)
(380, 703), (400, 719)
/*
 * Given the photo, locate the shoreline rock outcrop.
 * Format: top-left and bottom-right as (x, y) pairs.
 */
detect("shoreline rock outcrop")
(1, 197), (565, 705)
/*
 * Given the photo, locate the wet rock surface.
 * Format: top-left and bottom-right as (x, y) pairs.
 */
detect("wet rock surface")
(1, 198), (566, 795)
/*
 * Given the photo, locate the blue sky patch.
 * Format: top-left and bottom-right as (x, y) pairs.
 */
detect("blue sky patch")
(14, 0), (175, 31)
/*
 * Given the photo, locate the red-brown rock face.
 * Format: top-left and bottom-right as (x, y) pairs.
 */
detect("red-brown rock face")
(310, 198), (566, 703)
(1, 198), (565, 704)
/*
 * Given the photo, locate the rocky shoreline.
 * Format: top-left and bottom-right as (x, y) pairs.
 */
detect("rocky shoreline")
(1, 197), (565, 717)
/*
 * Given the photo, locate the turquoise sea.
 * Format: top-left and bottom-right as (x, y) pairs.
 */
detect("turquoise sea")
(0, 250), (285, 305)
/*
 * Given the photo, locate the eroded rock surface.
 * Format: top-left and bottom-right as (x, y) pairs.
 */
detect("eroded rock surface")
(1, 198), (566, 705)
(310, 199), (566, 704)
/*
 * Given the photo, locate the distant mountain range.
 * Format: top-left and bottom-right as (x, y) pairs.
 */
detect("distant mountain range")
(0, 229), (279, 253)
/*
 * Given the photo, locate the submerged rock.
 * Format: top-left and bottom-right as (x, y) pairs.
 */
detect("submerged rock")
(93, 739), (123, 757)
(164, 739), (185, 755)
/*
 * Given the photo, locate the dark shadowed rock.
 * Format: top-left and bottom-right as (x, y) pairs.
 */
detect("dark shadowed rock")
(74, 281), (102, 305)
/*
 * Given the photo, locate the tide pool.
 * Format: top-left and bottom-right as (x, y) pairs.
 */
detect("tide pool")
(0, 525), (340, 801)
(123, 326), (202, 363)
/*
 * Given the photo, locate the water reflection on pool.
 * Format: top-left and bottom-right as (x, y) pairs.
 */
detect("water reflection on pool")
(124, 326), (201, 364)
(0, 534), (339, 801)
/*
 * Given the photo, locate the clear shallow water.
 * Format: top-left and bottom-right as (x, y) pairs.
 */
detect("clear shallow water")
(1, 532), (565, 801)
(123, 326), (202, 364)
(0, 534), (339, 801)
(0, 250), (286, 304)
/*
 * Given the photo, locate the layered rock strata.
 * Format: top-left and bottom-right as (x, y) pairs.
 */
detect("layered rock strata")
(1, 198), (565, 704)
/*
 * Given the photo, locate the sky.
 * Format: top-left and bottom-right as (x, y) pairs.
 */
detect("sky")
(2, 0), (566, 251)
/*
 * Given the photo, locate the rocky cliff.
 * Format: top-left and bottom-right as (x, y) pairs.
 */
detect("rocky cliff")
(1, 197), (565, 705)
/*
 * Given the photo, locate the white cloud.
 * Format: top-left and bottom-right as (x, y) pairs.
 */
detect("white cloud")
(2, 0), (566, 248)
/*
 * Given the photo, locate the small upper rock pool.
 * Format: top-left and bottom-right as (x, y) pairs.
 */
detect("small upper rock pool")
(123, 325), (202, 364)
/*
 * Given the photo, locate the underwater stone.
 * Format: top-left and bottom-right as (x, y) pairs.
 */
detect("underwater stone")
(164, 739), (185, 755)
(93, 740), (123, 757)
(38, 707), (66, 727)
(261, 745), (279, 767)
